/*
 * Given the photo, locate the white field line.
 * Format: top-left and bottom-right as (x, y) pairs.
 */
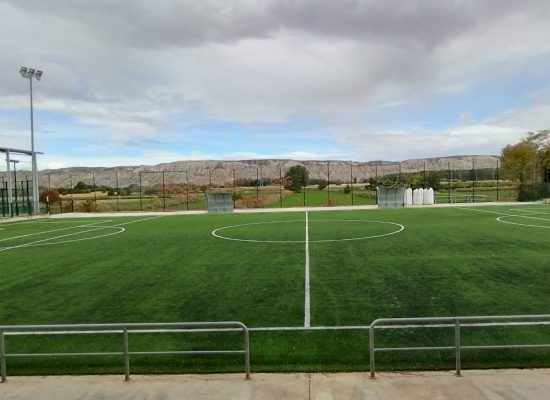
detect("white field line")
(460, 207), (550, 219)
(0, 220), (112, 243)
(509, 208), (550, 215)
(6, 321), (550, 336)
(458, 207), (516, 217)
(0, 218), (51, 227)
(0, 226), (124, 252)
(0, 216), (163, 252)
(110, 215), (164, 227)
(497, 216), (550, 229)
(459, 207), (550, 229)
(212, 219), (404, 243)
(304, 211), (311, 328)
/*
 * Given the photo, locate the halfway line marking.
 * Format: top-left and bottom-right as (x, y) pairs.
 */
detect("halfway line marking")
(304, 211), (311, 328)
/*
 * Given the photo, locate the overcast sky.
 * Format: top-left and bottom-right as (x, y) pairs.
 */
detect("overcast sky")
(1, 0), (550, 169)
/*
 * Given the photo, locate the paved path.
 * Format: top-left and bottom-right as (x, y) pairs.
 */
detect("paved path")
(2, 369), (549, 400)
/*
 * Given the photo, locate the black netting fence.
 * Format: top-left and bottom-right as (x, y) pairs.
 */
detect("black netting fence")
(3, 159), (543, 214)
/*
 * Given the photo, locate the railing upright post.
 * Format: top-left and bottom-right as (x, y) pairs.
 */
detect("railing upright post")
(369, 324), (376, 378)
(0, 330), (6, 383)
(455, 319), (461, 376)
(243, 326), (250, 380)
(123, 327), (130, 381)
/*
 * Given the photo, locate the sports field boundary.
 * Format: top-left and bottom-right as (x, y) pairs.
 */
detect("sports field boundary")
(32, 200), (543, 220)
(2, 201), (549, 377)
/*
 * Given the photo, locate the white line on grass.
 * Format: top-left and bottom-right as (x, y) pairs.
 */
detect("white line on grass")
(458, 207), (516, 217)
(459, 207), (550, 228)
(509, 208), (550, 215)
(304, 211), (311, 328)
(111, 215), (164, 226)
(211, 219), (404, 243)
(497, 216), (550, 228)
(0, 216), (163, 252)
(0, 220), (113, 243)
(0, 226), (125, 252)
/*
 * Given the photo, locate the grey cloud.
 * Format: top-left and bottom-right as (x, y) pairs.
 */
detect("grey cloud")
(2, 0), (550, 159)
(6, 0), (544, 49)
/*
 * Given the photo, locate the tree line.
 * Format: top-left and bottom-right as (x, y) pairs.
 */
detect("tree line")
(501, 130), (550, 200)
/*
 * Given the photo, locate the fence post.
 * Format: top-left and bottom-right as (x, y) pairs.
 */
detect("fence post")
(243, 326), (250, 380)
(123, 327), (130, 381)
(471, 160), (476, 203)
(93, 173), (97, 210)
(116, 171), (120, 212)
(0, 329), (6, 383)
(327, 161), (331, 205)
(369, 325), (376, 378)
(162, 171), (166, 212)
(186, 171), (189, 211)
(139, 173), (143, 211)
(256, 168), (259, 200)
(70, 173), (74, 212)
(303, 173), (306, 207)
(279, 168), (283, 208)
(496, 159), (500, 201)
(350, 163), (354, 206)
(455, 319), (461, 376)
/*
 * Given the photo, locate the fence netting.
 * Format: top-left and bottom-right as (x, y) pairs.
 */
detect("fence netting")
(1, 159), (547, 214)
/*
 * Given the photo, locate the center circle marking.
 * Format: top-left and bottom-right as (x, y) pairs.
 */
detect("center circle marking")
(211, 219), (405, 243)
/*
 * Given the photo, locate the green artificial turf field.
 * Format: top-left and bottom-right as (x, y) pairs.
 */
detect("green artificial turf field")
(0, 204), (549, 375)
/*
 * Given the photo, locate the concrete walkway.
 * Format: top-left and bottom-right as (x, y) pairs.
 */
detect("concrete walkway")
(2, 369), (549, 400)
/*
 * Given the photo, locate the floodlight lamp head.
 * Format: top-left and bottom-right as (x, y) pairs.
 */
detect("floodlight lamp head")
(35, 70), (43, 80)
(28, 68), (36, 76)
(19, 66), (28, 77)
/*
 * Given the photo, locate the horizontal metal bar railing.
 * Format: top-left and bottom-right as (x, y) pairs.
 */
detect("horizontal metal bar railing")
(369, 314), (550, 378)
(0, 321), (250, 382)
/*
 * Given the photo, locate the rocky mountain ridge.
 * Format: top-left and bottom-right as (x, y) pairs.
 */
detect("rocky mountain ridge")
(31, 155), (500, 188)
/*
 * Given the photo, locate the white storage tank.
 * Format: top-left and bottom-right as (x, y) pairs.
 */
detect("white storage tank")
(413, 188), (423, 205)
(423, 187), (431, 205)
(404, 188), (413, 206)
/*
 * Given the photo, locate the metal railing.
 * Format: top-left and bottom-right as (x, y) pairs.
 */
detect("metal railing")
(369, 314), (550, 378)
(0, 321), (250, 382)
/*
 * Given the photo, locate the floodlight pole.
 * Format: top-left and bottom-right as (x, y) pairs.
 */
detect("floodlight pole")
(20, 67), (42, 215)
(27, 75), (40, 214)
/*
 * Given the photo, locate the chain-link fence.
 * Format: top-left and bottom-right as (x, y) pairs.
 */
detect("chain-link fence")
(1, 178), (33, 217)
(2, 159), (545, 214)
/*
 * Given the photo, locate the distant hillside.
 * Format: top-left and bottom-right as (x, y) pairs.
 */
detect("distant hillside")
(34, 155), (500, 188)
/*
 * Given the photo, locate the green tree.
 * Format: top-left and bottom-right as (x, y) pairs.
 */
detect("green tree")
(501, 138), (540, 184)
(284, 165), (309, 193)
(73, 181), (90, 193)
(426, 172), (441, 190)
(528, 130), (550, 182)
